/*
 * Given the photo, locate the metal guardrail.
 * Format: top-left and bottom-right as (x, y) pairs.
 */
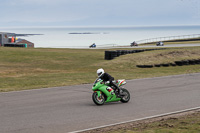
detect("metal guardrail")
(136, 34), (200, 44)
(96, 44), (120, 47)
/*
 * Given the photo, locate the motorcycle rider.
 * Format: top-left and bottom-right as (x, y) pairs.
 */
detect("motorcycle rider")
(97, 68), (121, 96)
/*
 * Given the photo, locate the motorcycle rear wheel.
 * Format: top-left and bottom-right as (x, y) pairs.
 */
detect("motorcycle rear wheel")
(120, 88), (130, 103)
(92, 92), (105, 105)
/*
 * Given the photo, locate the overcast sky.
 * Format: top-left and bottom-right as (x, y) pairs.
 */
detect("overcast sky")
(0, 0), (200, 27)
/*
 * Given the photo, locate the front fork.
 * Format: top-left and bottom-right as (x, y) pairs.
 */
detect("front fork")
(95, 91), (102, 98)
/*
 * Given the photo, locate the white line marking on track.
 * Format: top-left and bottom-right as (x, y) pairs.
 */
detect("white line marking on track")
(69, 106), (200, 133)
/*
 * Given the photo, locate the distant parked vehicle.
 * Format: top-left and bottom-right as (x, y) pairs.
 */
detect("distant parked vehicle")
(156, 41), (164, 46)
(89, 43), (96, 48)
(130, 41), (138, 47)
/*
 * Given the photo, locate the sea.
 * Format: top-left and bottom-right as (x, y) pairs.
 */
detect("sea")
(0, 25), (200, 48)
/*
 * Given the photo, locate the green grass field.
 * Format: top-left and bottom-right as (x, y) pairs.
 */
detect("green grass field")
(0, 47), (200, 92)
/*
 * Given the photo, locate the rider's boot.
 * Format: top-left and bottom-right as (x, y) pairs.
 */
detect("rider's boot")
(115, 88), (121, 98)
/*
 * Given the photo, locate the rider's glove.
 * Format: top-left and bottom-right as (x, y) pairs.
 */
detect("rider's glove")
(105, 81), (110, 84)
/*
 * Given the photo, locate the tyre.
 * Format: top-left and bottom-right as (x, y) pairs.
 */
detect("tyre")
(92, 92), (105, 105)
(116, 50), (121, 57)
(161, 64), (170, 67)
(182, 60), (189, 65)
(175, 61), (183, 66)
(136, 65), (145, 68)
(154, 64), (161, 67)
(144, 65), (153, 68)
(188, 60), (195, 65)
(105, 51), (112, 60)
(120, 88), (130, 103)
(170, 63), (176, 66)
(194, 59), (200, 64)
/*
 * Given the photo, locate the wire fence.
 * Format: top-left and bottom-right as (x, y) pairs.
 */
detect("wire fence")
(136, 34), (200, 44)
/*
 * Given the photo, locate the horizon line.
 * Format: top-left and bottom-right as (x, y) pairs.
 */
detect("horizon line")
(1, 24), (200, 29)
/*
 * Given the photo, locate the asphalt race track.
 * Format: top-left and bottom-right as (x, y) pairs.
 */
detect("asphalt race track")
(91, 43), (200, 49)
(0, 73), (200, 133)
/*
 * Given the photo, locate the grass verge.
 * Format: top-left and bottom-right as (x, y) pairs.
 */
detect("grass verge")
(0, 47), (200, 92)
(107, 111), (200, 133)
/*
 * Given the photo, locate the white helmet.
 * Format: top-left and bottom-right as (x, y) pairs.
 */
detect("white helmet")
(97, 68), (104, 77)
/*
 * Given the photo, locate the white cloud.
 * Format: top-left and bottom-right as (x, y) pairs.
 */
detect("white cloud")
(1, 0), (200, 26)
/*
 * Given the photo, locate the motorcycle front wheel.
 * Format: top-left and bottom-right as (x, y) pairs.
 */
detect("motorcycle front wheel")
(120, 88), (130, 103)
(92, 92), (105, 105)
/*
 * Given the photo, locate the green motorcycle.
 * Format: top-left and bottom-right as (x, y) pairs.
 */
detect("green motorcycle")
(92, 78), (130, 105)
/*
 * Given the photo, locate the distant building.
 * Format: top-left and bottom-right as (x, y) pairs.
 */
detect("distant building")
(0, 32), (15, 46)
(0, 32), (34, 48)
(16, 39), (34, 48)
